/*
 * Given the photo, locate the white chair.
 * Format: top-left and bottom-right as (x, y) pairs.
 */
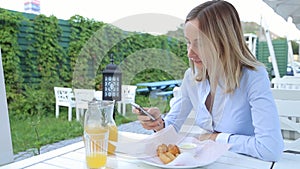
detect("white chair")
(244, 33), (257, 56)
(73, 89), (95, 121)
(117, 85), (137, 116)
(271, 88), (300, 151)
(54, 87), (76, 121)
(94, 91), (103, 101)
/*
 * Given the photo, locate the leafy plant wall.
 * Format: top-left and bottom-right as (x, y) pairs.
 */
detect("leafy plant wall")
(0, 8), (188, 118)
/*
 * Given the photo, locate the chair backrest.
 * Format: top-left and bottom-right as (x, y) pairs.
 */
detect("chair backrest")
(94, 91), (103, 101)
(271, 88), (300, 140)
(73, 89), (95, 109)
(121, 85), (137, 103)
(54, 87), (74, 106)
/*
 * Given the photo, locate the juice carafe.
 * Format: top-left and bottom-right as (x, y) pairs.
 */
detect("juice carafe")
(104, 101), (118, 155)
(84, 100), (109, 169)
(108, 125), (118, 154)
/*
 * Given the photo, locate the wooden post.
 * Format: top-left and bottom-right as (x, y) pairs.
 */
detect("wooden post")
(0, 48), (14, 165)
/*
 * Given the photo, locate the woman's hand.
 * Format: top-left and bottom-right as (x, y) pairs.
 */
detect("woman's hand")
(133, 107), (164, 132)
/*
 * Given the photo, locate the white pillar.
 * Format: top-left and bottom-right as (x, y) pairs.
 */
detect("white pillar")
(265, 29), (280, 78)
(0, 48), (14, 165)
(261, 15), (280, 78)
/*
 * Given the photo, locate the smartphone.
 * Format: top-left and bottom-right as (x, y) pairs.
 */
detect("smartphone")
(130, 102), (156, 121)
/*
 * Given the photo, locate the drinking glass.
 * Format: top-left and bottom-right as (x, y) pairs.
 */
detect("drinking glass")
(84, 130), (108, 169)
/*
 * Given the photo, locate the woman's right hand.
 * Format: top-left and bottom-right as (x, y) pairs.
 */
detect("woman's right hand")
(132, 107), (164, 131)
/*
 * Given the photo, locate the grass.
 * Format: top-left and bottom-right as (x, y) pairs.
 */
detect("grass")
(9, 108), (136, 155)
(10, 113), (83, 154)
(9, 95), (171, 155)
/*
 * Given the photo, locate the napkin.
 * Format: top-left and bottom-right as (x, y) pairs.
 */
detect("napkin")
(116, 125), (231, 166)
(167, 139), (231, 166)
(115, 125), (184, 157)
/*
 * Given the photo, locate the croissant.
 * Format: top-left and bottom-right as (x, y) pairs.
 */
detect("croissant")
(156, 144), (180, 164)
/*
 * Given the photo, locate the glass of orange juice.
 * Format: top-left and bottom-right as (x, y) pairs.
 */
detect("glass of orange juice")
(84, 130), (108, 169)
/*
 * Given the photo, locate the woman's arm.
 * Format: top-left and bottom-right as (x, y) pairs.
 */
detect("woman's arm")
(226, 67), (284, 161)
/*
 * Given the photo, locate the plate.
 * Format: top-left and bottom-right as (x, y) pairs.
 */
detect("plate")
(140, 158), (206, 169)
(140, 153), (212, 169)
(139, 140), (230, 169)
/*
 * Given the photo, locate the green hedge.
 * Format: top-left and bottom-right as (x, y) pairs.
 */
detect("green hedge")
(0, 8), (188, 118)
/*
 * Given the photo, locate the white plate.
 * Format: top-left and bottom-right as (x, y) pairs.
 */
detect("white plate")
(140, 158), (207, 169)
(140, 153), (212, 169)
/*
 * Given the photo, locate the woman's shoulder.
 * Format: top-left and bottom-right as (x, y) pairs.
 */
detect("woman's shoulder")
(242, 65), (268, 78)
(241, 65), (270, 89)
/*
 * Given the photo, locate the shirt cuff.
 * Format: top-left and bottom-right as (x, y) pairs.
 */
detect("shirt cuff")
(215, 133), (231, 144)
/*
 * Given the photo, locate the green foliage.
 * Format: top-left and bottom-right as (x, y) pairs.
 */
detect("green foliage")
(0, 8), (24, 102)
(8, 85), (54, 118)
(30, 14), (70, 86)
(114, 113), (133, 125)
(68, 15), (105, 72)
(1, 8), (189, 155)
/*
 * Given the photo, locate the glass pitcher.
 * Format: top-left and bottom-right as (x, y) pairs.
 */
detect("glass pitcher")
(99, 100), (118, 155)
(84, 100), (109, 169)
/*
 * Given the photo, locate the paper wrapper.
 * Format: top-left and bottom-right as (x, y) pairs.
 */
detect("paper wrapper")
(116, 125), (231, 166)
(116, 125), (183, 157)
(167, 139), (231, 166)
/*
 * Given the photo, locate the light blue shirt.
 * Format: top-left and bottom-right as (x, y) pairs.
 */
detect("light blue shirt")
(164, 66), (284, 161)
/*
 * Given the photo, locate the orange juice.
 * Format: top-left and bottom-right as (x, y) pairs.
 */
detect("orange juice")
(86, 153), (107, 168)
(108, 125), (118, 155)
(84, 127), (108, 168)
(84, 127), (108, 151)
(85, 127), (108, 134)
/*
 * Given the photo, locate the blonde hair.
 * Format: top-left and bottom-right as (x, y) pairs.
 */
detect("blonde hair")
(186, 0), (263, 93)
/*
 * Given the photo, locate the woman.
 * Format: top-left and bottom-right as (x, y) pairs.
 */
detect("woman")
(134, 0), (283, 161)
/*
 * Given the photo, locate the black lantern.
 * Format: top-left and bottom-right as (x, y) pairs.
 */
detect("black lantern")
(102, 54), (122, 101)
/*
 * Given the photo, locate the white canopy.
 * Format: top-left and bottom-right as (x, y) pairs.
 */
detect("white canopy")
(263, 0), (300, 30)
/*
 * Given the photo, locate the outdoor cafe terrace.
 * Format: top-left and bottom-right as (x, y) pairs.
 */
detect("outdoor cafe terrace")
(1, 77), (300, 169)
(2, 0), (300, 168)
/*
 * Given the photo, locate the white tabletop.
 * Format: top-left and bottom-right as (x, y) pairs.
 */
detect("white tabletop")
(0, 132), (284, 169)
(272, 152), (300, 169)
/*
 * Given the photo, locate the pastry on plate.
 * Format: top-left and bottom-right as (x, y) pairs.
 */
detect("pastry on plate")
(156, 144), (181, 164)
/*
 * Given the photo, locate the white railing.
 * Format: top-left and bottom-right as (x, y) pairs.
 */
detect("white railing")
(271, 88), (300, 144)
(272, 76), (300, 90)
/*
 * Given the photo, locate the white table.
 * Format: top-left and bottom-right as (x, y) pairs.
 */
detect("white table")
(0, 132), (285, 169)
(272, 152), (300, 169)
